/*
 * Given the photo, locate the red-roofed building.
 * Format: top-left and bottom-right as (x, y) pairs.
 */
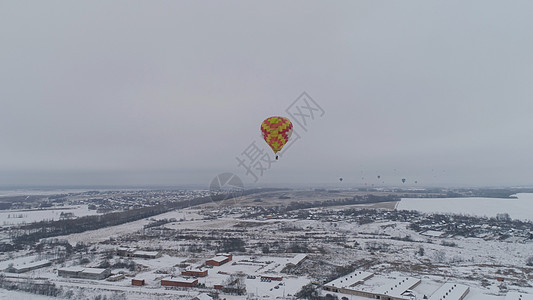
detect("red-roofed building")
(161, 277), (198, 288)
(182, 268), (208, 277)
(261, 275), (283, 281)
(132, 279), (145, 286)
(206, 253), (232, 266)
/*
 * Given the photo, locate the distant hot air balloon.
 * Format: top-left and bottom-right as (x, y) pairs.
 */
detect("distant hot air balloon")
(415, 180), (418, 184)
(402, 178), (406, 183)
(377, 175), (381, 179)
(339, 177), (343, 182)
(261, 116), (293, 160)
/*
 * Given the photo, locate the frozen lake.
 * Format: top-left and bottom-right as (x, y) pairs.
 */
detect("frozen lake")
(397, 193), (533, 221)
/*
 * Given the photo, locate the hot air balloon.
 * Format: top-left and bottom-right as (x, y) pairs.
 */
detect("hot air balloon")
(261, 116), (293, 160)
(339, 178), (343, 182)
(402, 178), (406, 183)
(377, 175), (381, 179)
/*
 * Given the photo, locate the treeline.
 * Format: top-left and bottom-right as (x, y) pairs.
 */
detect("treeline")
(284, 194), (400, 211)
(11, 205), (171, 245)
(0, 276), (60, 297)
(8, 188), (270, 247)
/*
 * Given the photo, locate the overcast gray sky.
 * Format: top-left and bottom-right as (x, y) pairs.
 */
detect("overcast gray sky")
(1, 1), (533, 187)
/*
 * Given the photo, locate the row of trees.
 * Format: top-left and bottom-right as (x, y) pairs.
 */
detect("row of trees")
(0, 275), (60, 297)
(7, 189), (269, 248)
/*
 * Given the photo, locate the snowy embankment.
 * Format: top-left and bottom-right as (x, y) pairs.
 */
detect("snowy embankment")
(397, 193), (533, 221)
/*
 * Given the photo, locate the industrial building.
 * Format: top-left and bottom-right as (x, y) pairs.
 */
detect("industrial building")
(261, 275), (283, 281)
(161, 277), (198, 288)
(6, 260), (52, 273)
(205, 253), (232, 266)
(372, 277), (422, 300)
(323, 271), (421, 300)
(428, 283), (469, 300)
(504, 292), (533, 300)
(286, 254), (307, 267)
(106, 274), (125, 282)
(323, 270), (374, 293)
(182, 267), (208, 277)
(132, 250), (161, 259)
(58, 267), (111, 280)
(132, 279), (145, 286)
(116, 247), (161, 259)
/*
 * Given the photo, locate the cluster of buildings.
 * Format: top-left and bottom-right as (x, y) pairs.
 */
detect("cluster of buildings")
(56, 251), (286, 292)
(323, 271), (422, 300)
(130, 253), (234, 289)
(323, 270), (472, 300)
(159, 253), (234, 288)
(116, 247), (161, 259)
(322, 270), (533, 300)
(58, 267), (111, 280)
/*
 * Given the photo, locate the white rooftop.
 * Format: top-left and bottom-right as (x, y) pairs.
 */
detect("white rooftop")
(163, 276), (197, 283)
(59, 266), (85, 273)
(12, 260), (50, 270)
(325, 270), (374, 288)
(185, 266), (206, 272)
(194, 293), (213, 300)
(208, 256), (229, 263)
(505, 292), (533, 300)
(134, 250), (159, 256)
(80, 268), (108, 274)
(423, 230), (445, 237)
(287, 254), (307, 265)
(58, 267), (107, 274)
(429, 283), (469, 300)
(375, 277), (421, 299)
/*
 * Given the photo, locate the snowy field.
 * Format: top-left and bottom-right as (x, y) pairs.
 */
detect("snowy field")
(397, 193), (533, 221)
(0, 192), (531, 299)
(0, 205), (100, 226)
(61, 210), (202, 244)
(0, 290), (57, 300)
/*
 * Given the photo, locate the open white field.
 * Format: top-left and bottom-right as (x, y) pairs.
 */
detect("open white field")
(0, 205), (100, 227)
(0, 289), (57, 300)
(60, 209), (203, 244)
(398, 193), (533, 221)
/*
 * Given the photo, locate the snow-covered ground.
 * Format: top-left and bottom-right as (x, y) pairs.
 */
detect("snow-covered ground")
(0, 205), (100, 226)
(62, 210), (202, 244)
(0, 289), (57, 300)
(0, 193), (531, 299)
(397, 193), (533, 221)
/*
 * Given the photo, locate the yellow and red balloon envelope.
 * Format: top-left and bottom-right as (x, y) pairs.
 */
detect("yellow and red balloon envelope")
(260, 116), (293, 155)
